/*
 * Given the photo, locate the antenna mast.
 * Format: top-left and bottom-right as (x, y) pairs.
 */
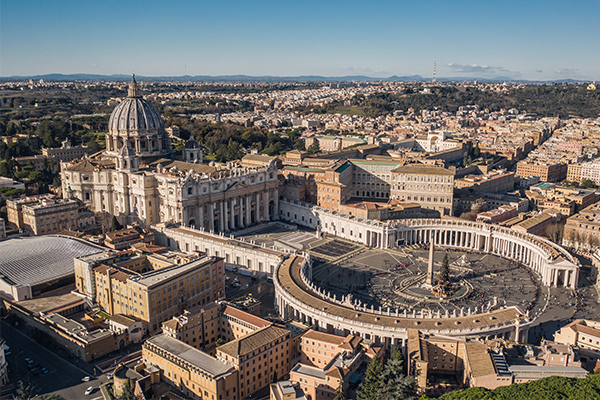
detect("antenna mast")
(432, 58), (437, 84)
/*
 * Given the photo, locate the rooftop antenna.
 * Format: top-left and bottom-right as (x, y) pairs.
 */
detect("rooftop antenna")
(432, 58), (437, 84)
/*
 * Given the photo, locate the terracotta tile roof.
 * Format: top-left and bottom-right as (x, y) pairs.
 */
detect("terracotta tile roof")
(130, 243), (167, 253)
(339, 334), (362, 351)
(325, 366), (344, 379)
(465, 342), (497, 378)
(301, 329), (344, 345)
(576, 324), (600, 338)
(391, 164), (454, 176)
(105, 228), (141, 241)
(93, 264), (133, 283)
(223, 305), (272, 329)
(66, 159), (97, 172)
(217, 325), (290, 358)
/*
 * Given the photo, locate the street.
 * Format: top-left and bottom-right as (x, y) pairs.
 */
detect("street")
(1, 320), (107, 400)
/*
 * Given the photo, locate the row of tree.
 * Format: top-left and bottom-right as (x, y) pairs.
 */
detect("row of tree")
(564, 228), (600, 251)
(423, 369), (600, 400)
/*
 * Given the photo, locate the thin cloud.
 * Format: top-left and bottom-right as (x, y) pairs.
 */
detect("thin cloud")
(555, 68), (580, 78)
(446, 63), (517, 76)
(342, 66), (389, 76)
(535, 70), (543, 73)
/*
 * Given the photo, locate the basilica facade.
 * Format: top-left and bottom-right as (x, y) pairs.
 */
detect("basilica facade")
(61, 76), (279, 230)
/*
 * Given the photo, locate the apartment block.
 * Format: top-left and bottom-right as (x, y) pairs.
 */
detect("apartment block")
(104, 225), (155, 250)
(390, 164), (455, 216)
(516, 161), (567, 183)
(216, 325), (292, 398)
(6, 195), (79, 235)
(143, 334), (239, 400)
(161, 303), (272, 352)
(75, 250), (225, 333)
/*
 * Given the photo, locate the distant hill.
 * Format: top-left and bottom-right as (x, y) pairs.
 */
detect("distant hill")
(0, 73), (592, 84)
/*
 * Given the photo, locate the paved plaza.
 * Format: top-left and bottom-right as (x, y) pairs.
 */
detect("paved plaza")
(310, 246), (543, 316)
(238, 224), (600, 344)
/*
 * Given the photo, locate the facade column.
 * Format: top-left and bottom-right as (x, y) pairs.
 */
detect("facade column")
(219, 201), (224, 232)
(209, 203), (215, 231)
(230, 198), (235, 229)
(239, 197), (245, 228)
(199, 204), (204, 229)
(246, 195), (251, 226)
(224, 200), (229, 231)
(264, 192), (269, 221)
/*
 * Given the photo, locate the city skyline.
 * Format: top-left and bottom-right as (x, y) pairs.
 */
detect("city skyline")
(1, 0), (599, 81)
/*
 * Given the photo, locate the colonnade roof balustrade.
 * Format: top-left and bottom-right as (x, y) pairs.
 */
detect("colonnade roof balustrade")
(276, 255), (527, 335)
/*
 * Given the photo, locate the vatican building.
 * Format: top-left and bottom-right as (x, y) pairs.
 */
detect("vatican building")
(61, 75), (279, 230)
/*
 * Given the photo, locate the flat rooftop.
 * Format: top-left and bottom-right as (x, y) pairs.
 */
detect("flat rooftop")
(146, 334), (233, 377)
(130, 255), (215, 288)
(0, 236), (103, 286)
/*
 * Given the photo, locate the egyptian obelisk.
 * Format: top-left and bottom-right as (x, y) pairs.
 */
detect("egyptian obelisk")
(426, 231), (435, 285)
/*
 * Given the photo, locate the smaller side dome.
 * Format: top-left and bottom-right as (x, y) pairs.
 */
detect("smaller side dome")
(185, 137), (200, 149)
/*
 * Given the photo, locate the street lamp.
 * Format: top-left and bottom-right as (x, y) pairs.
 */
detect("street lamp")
(15, 350), (24, 377)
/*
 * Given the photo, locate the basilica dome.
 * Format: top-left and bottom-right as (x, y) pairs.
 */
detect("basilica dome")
(105, 75), (170, 159)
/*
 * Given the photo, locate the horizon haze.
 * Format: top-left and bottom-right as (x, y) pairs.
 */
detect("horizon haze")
(1, 0), (599, 81)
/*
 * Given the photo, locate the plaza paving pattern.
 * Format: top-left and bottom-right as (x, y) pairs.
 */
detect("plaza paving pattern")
(238, 226), (600, 344)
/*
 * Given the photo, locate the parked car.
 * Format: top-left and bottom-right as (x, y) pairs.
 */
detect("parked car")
(82, 376), (90, 382)
(85, 387), (94, 395)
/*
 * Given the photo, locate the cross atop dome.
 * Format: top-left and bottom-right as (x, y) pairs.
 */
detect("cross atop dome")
(128, 73), (142, 98)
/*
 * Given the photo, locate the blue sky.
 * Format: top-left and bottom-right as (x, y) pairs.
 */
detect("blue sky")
(1, 0), (598, 80)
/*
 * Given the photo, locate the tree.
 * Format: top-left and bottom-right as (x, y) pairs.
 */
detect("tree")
(439, 253), (450, 283)
(390, 345), (405, 373)
(473, 143), (480, 158)
(566, 229), (576, 248)
(15, 381), (35, 400)
(587, 234), (600, 251)
(306, 143), (320, 155)
(117, 382), (138, 400)
(110, 216), (123, 232)
(357, 353), (384, 400)
(581, 178), (595, 188)
(377, 346), (415, 400)
(591, 235), (600, 251)
(333, 384), (346, 400)
(546, 224), (564, 244)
